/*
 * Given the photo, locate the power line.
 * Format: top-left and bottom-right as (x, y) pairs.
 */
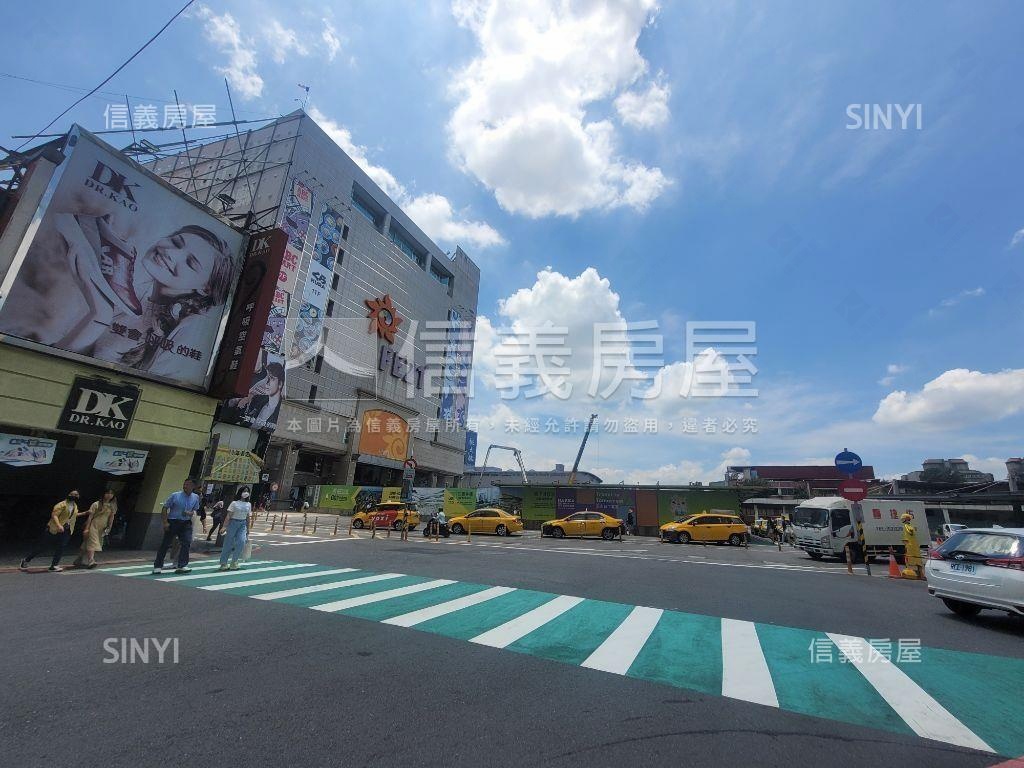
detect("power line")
(15, 0), (197, 151)
(0, 72), (265, 115)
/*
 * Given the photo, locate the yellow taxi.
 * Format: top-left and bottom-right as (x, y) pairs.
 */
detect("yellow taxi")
(660, 513), (747, 545)
(449, 508), (524, 537)
(351, 501), (420, 531)
(541, 510), (625, 540)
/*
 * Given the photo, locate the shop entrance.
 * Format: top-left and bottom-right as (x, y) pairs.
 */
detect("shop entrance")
(0, 441), (145, 554)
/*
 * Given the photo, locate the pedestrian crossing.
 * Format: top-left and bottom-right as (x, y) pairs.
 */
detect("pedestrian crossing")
(101, 558), (1024, 757)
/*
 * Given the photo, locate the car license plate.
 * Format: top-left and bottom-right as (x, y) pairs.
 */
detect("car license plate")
(949, 562), (976, 575)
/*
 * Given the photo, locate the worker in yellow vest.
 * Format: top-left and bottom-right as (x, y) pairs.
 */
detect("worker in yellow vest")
(900, 512), (923, 579)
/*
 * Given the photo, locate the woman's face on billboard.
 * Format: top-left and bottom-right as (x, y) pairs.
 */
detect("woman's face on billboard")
(141, 232), (218, 295)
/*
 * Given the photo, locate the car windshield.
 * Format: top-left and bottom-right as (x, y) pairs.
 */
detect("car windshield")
(939, 532), (1023, 560)
(791, 507), (830, 528)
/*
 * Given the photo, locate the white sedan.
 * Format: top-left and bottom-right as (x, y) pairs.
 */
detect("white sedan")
(925, 527), (1024, 617)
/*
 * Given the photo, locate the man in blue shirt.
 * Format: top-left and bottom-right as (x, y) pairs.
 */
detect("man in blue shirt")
(152, 478), (201, 574)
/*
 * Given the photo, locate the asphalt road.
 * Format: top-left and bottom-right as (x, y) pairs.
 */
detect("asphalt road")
(3, 528), (1022, 768)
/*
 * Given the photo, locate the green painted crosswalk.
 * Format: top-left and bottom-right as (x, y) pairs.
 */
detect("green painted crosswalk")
(101, 559), (1024, 757)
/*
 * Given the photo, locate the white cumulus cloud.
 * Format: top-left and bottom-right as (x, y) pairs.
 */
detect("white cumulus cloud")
(322, 19), (342, 61)
(308, 107), (504, 251)
(195, 5), (263, 100)
(447, 0), (671, 217)
(265, 19), (309, 64)
(1010, 228), (1024, 248)
(873, 368), (1024, 429)
(614, 78), (671, 129)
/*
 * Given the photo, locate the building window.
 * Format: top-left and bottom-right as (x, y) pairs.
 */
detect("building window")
(314, 355), (323, 374)
(388, 224), (426, 269)
(326, 299), (335, 317)
(331, 273), (340, 291)
(430, 262), (452, 289)
(351, 183), (384, 229)
(342, 224), (350, 241)
(308, 384), (317, 404)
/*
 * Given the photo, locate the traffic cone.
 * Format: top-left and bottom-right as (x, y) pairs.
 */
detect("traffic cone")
(888, 547), (902, 579)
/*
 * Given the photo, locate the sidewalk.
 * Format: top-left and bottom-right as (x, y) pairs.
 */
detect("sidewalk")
(0, 537), (224, 574)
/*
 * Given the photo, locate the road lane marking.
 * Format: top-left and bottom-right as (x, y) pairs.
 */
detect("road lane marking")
(382, 586), (517, 627)
(111, 560), (276, 575)
(155, 563), (315, 581)
(826, 633), (993, 753)
(470, 595), (584, 649)
(251, 572), (405, 601)
(310, 579), (455, 613)
(721, 618), (779, 707)
(581, 605), (663, 675)
(200, 567), (359, 591)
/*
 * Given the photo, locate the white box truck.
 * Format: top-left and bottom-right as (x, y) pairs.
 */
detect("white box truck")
(791, 496), (930, 561)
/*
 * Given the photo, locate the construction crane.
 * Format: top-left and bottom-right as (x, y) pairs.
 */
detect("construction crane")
(479, 444), (529, 485)
(568, 413), (598, 485)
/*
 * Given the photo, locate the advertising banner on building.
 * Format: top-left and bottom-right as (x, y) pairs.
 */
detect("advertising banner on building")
(287, 202), (342, 367)
(443, 488), (477, 518)
(0, 126), (245, 390)
(317, 484), (361, 510)
(358, 409), (409, 461)
(0, 433), (57, 467)
(209, 229), (287, 405)
(278, 178), (313, 296)
(595, 487), (636, 521)
(463, 430), (477, 468)
(93, 445), (148, 475)
(656, 489), (740, 524)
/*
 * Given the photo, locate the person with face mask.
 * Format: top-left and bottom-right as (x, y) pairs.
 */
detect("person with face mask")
(219, 487), (253, 571)
(20, 490), (87, 572)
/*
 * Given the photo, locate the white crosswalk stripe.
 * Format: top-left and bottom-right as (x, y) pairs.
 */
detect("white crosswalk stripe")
(826, 633), (993, 753)
(310, 579), (455, 613)
(470, 595), (584, 649)
(721, 618), (778, 707)
(581, 606), (663, 675)
(382, 586), (516, 627)
(200, 567), (359, 591)
(111, 560), (276, 575)
(153, 563), (314, 582)
(250, 573), (405, 601)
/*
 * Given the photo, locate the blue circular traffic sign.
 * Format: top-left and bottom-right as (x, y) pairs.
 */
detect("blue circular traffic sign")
(835, 449), (862, 477)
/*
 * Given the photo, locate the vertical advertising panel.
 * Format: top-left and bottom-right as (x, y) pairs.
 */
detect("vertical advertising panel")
(0, 127), (245, 390)
(209, 229), (287, 407)
(288, 202), (341, 367)
(278, 178), (313, 296)
(595, 487), (637, 521)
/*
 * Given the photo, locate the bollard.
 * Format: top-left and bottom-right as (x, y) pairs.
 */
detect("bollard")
(302, 512), (308, 534)
(282, 514), (288, 533)
(312, 515), (319, 534)
(270, 514), (277, 532)
(346, 515), (353, 537)
(371, 519), (377, 539)
(845, 545), (854, 575)
(466, 521), (471, 543)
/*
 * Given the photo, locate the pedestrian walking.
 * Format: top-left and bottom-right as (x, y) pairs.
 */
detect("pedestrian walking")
(21, 490), (86, 572)
(766, 516), (778, 540)
(219, 487), (253, 571)
(152, 478), (201, 574)
(73, 489), (117, 569)
(626, 508), (636, 536)
(205, 500), (226, 541)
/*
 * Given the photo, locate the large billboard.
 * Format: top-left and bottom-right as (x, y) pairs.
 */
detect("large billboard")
(0, 127), (245, 390)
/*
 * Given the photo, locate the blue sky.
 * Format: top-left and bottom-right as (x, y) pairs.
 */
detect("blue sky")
(3, 0), (1023, 481)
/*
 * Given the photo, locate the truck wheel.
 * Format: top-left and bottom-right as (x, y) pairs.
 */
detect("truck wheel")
(808, 552), (823, 560)
(942, 599), (982, 617)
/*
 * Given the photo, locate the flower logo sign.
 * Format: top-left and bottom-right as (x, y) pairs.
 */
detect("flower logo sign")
(365, 294), (403, 345)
